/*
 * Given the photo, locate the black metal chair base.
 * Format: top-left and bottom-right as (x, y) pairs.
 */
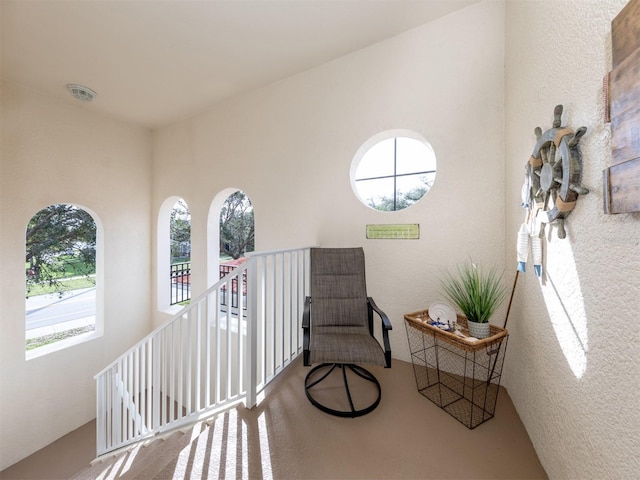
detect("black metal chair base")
(304, 363), (382, 418)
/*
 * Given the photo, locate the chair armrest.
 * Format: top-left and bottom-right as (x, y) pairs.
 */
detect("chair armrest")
(367, 297), (392, 368)
(367, 297), (392, 330)
(303, 296), (311, 366)
(302, 296), (311, 329)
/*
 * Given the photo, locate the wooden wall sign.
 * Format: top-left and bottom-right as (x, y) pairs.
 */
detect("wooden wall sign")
(366, 224), (419, 239)
(604, 0), (640, 213)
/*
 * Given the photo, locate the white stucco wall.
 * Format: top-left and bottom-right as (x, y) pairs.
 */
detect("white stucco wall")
(5, 0), (637, 476)
(503, 1), (640, 479)
(152, 1), (507, 366)
(0, 80), (153, 470)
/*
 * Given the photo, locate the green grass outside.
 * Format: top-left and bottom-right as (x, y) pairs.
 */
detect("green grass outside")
(26, 255), (96, 278)
(26, 275), (95, 298)
(171, 257), (191, 264)
(26, 325), (95, 351)
(59, 256), (95, 276)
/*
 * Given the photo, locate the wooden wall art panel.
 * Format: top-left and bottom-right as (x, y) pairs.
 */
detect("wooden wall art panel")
(604, 0), (640, 213)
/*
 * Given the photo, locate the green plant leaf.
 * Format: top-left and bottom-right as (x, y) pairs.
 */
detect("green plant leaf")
(440, 261), (508, 323)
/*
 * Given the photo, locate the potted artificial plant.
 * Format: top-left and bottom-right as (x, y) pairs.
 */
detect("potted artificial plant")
(440, 260), (508, 339)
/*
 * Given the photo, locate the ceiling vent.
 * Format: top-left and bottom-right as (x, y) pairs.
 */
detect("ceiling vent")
(67, 84), (97, 102)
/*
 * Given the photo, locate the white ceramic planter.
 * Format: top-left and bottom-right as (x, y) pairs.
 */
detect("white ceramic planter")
(467, 319), (491, 339)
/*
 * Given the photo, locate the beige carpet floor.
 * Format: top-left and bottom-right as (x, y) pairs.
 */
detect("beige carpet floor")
(1, 357), (547, 479)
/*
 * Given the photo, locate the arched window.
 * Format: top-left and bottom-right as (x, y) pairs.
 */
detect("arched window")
(170, 199), (191, 305)
(157, 197), (191, 310)
(220, 191), (254, 261)
(207, 189), (254, 289)
(25, 204), (101, 357)
(351, 130), (437, 211)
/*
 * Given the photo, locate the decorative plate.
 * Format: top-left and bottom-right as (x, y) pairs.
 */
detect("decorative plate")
(428, 302), (457, 324)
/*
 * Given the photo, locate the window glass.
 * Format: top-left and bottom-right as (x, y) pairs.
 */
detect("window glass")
(25, 204), (98, 355)
(396, 137), (436, 175)
(170, 199), (191, 306)
(352, 131), (437, 211)
(220, 190), (254, 261)
(355, 177), (395, 211)
(355, 139), (395, 179)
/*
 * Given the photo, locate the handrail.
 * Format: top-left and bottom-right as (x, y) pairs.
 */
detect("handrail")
(245, 245), (317, 257)
(94, 265), (246, 379)
(94, 246), (311, 456)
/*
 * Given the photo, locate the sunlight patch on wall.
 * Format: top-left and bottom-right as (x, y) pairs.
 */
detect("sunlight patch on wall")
(541, 237), (588, 378)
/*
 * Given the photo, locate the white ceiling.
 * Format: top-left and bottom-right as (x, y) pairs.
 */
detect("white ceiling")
(1, 0), (478, 129)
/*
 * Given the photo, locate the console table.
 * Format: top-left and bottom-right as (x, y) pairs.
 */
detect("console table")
(404, 310), (509, 429)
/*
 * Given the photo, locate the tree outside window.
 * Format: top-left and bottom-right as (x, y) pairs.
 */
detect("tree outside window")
(170, 199), (191, 263)
(25, 204), (97, 352)
(220, 191), (254, 260)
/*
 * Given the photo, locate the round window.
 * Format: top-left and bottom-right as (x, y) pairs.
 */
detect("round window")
(351, 130), (436, 211)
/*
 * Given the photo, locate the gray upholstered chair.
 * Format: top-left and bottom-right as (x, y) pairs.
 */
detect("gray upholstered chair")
(302, 247), (392, 417)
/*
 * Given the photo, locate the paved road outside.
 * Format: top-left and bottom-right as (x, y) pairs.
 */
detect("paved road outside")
(25, 287), (96, 339)
(25, 283), (190, 339)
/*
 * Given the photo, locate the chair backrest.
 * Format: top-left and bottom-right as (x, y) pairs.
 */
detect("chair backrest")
(310, 247), (369, 330)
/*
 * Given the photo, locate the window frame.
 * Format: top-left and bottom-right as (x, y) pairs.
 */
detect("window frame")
(350, 129), (437, 212)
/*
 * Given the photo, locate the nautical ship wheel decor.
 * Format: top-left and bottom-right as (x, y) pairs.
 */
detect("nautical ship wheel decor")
(518, 105), (589, 277)
(524, 105), (589, 238)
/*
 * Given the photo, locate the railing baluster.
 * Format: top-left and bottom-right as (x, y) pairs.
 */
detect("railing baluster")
(151, 338), (157, 430)
(237, 272), (244, 398)
(261, 256), (267, 388)
(96, 375), (105, 454)
(115, 360), (122, 445)
(288, 252), (293, 360)
(186, 310), (192, 416)
(127, 352), (133, 438)
(106, 373), (112, 451)
(271, 255), (276, 380)
(196, 301), (202, 412)
(280, 252), (284, 371)
(177, 317), (184, 420)
(105, 372), (111, 451)
(215, 290), (222, 405)
(152, 336), (159, 430)
(160, 330), (166, 427)
(288, 251), (294, 360)
(226, 275), (232, 399)
(145, 343), (150, 434)
(245, 258), (258, 408)
(168, 323), (174, 423)
(205, 292), (212, 407)
(140, 342), (146, 436)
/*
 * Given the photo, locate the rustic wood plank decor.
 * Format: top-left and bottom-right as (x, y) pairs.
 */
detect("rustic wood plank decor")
(605, 0), (640, 213)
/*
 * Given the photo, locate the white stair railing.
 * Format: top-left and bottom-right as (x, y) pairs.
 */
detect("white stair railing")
(95, 247), (311, 456)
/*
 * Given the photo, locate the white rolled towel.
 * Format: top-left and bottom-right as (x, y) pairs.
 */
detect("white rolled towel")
(517, 223), (529, 272)
(531, 234), (543, 277)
